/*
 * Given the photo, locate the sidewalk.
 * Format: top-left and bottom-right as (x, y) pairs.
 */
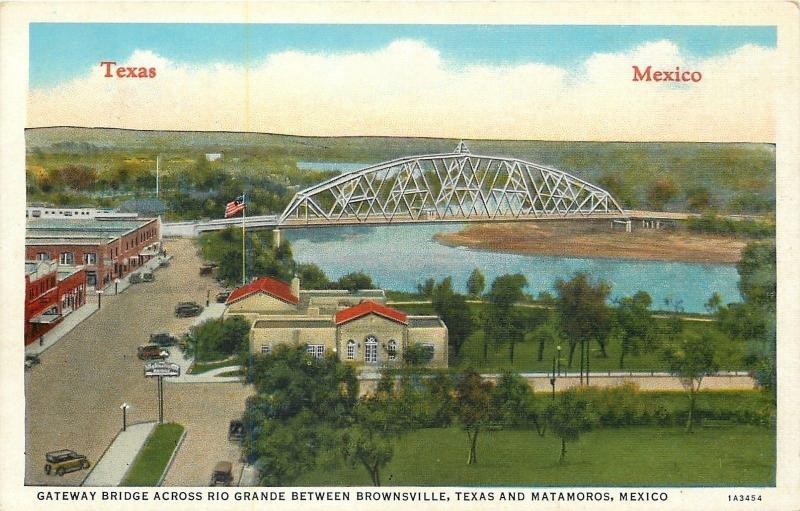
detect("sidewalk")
(26, 255), (174, 357)
(82, 422), (156, 486)
(26, 302), (98, 356)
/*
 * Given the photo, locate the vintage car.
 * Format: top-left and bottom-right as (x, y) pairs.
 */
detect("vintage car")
(215, 291), (231, 303)
(150, 332), (178, 347)
(137, 343), (170, 360)
(159, 259), (170, 268)
(199, 262), (217, 276)
(25, 354), (40, 369)
(129, 273), (143, 284)
(141, 272), (155, 283)
(174, 302), (203, 318)
(228, 420), (244, 442)
(44, 449), (90, 476)
(209, 461), (233, 486)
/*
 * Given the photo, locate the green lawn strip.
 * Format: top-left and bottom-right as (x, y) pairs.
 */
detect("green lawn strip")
(454, 324), (746, 374)
(296, 425), (775, 487)
(121, 423), (185, 486)
(190, 357), (240, 374)
(215, 370), (243, 377)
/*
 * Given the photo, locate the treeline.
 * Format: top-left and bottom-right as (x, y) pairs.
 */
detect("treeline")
(241, 346), (774, 486)
(26, 151), (336, 220)
(198, 227), (375, 291)
(686, 213), (775, 239)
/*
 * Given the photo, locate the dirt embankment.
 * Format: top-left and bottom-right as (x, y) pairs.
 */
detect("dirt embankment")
(434, 221), (747, 264)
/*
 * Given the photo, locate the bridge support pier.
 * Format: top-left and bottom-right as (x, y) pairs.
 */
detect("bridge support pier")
(272, 228), (281, 246)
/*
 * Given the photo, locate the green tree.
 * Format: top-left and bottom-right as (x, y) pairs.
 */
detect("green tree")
(529, 321), (562, 362)
(686, 186), (712, 211)
(402, 343), (434, 367)
(615, 291), (656, 370)
(662, 332), (720, 432)
(489, 372), (544, 434)
(243, 345), (359, 484)
(455, 369), (493, 465)
(466, 268), (486, 298)
(483, 274), (527, 364)
(717, 241), (776, 395)
(188, 316), (251, 361)
(431, 277), (474, 358)
(554, 273), (613, 366)
(647, 178), (678, 210)
(545, 389), (595, 463)
(337, 272), (374, 292)
(296, 263), (331, 290)
(416, 278), (435, 298)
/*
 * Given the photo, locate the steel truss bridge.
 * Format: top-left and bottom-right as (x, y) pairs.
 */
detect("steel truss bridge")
(278, 142), (625, 227)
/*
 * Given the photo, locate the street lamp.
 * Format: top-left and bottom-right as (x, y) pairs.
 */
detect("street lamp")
(556, 345), (562, 376)
(550, 352), (557, 401)
(114, 278), (120, 295)
(120, 402), (130, 431)
(97, 289), (104, 309)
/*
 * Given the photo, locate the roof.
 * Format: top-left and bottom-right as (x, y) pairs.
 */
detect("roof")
(26, 218), (157, 245)
(226, 276), (299, 306)
(334, 300), (408, 326)
(253, 318), (334, 329)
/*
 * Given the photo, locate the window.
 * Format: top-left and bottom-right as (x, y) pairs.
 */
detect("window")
(364, 336), (378, 364)
(59, 252), (74, 265)
(37, 252), (49, 261)
(307, 344), (325, 359)
(260, 345), (271, 354)
(346, 340), (356, 360)
(84, 253), (97, 265)
(387, 340), (398, 361)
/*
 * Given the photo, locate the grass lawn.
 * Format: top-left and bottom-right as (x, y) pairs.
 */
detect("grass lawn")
(190, 357), (240, 374)
(121, 423), (185, 486)
(296, 425), (774, 487)
(387, 301), (746, 373)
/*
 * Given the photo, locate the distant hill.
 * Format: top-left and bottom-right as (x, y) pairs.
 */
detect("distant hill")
(25, 127), (775, 213)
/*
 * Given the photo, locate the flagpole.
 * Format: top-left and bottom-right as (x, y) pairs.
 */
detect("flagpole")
(242, 194), (246, 286)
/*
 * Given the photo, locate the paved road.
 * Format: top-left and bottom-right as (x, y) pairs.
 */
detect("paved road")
(25, 238), (237, 486)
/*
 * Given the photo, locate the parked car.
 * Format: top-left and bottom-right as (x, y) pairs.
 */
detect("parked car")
(44, 449), (90, 476)
(137, 344), (170, 360)
(228, 420), (244, 442)
(215, 291), (231, 303)
(150, 332), (178, 347)
(25, 354), (40, 369)
(129, 273), (143, 284)
(159, 259), (170, 268)
(209, 461), (233, 486)
(141, 272), (155, 283)
(199, 262), (217, 276)
(175, 302), (203, 318)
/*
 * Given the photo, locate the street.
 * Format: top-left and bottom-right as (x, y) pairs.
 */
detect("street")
(25, 238), (252, 486)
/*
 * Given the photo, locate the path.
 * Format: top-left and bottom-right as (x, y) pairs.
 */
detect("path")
(82, 422), (156, 486)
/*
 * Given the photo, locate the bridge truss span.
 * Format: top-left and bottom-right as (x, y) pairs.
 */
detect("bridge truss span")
(278, 143), (625, 226)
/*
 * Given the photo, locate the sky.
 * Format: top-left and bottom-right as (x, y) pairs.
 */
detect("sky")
(27, 23), (778, 141)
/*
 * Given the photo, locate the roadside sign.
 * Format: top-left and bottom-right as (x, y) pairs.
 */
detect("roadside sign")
(143, 361), (181, 378)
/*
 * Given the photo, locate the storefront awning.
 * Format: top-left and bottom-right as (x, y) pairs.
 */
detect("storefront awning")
(29, 310), (61, 324)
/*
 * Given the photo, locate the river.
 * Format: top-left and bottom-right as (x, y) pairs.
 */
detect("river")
(283, 223), (741, 314)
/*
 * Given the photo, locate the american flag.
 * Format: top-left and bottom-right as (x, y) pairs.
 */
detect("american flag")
(224, 195), (246, 218)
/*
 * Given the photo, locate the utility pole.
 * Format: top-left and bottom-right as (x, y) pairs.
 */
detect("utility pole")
(156, 155), (160, 198)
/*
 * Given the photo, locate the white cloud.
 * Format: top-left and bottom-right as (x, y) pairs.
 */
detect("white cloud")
(27, 39), (776, 142)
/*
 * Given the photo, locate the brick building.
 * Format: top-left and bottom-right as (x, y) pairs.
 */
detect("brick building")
(26, 218), (161, 288)
(24, 260), (87, 345)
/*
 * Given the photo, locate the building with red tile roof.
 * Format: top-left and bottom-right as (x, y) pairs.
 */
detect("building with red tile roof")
(226, 276), (299, 306)
(223, 276), (448, 369)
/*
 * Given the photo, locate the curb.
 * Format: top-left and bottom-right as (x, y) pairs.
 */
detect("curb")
(157, 428), (187, 486)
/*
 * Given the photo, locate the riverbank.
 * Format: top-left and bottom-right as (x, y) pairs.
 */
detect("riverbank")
(433, 221), (748, 264)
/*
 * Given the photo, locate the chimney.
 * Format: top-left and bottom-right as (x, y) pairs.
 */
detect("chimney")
(291, 274), (300, 298)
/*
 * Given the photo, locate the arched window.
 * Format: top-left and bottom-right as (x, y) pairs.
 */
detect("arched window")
(347, 339), (357, 360)
(387, 340), (397, 361)
(365, 335), (378, 364)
